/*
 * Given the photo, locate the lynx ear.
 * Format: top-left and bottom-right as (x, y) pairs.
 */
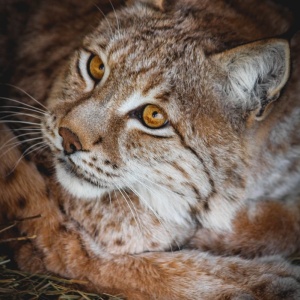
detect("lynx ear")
(126, 0), (165, 10)
(213, 39), (290, 121)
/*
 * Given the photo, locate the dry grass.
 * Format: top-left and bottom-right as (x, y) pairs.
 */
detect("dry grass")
(1, 216), (300, 300)
(0, 219), (123, 300)
(0, 256), (124, 300)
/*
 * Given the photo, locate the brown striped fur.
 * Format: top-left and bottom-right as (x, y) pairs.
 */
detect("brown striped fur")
(1, 0), (300, 299)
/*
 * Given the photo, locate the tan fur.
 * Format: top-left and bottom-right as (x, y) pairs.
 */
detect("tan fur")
(1, 0), (300, 299)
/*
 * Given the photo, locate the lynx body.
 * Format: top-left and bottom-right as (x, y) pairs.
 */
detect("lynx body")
(1, 0), (300, 299)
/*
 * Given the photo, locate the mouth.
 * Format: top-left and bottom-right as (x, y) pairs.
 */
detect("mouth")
(55, 161), (110, 199)
(56, 157), (111, 189)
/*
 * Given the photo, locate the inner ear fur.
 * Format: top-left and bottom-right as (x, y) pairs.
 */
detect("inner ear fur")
(212, 39), (290, 121)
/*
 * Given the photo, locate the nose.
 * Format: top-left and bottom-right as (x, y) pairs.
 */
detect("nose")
(58, 127), (82, 155)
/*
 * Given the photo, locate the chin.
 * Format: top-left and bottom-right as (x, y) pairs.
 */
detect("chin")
(55, 164), (108, 199)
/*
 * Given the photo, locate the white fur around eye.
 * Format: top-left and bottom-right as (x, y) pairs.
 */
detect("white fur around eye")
(126, 119), (174, 137)
(118, 90), (165, 114)
(78, 50), (110, 93)
(118, 91), (174, 137)
(79, 50), (95, 93)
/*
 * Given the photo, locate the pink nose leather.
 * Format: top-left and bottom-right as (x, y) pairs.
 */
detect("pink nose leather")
(58, 127), (82, 155)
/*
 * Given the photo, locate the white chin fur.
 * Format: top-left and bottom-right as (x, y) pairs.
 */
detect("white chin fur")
(56, 164), (107, 199)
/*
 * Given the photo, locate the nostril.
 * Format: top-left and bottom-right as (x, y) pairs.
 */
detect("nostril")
(70, 144), (77, 152)
(58, 127), (82, 155)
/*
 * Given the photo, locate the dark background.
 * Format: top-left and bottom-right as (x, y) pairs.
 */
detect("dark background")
(0, 0), (299, 92)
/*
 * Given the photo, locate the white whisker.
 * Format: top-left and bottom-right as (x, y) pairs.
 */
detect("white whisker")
(0, 137), (44, 159)
(0, 128), (41, 132)
(0, 96), (48, 115)
(134, 170), (177, 195)
(125, 172), (180, 251)
(4, 84), (49, 112)
(113, 188), (124, 214)
(118, 170), (174, 246)
(0, 131), (41, 152)
(109, 0), (120, 34)
(94, 3), (114, 38)
(0, 105), (49, 116)
(122, 192), (145, 241)
(30, 144), (49, 160)
(108, 190), (113, 210)
(0, 111), (44, 120)
(114, 183), (144, 239)
(6, 141), (47, 176)
(124, 181), (175, 249)
(0, 120), (41, 126)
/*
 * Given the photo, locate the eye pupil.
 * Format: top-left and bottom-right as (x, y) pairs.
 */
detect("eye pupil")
(88, 55), (105, 81)
(141, 104), (168, 129)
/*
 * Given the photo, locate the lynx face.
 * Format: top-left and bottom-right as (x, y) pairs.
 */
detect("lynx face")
(42, 2), (290, 230)
(2, 1), (300, 298)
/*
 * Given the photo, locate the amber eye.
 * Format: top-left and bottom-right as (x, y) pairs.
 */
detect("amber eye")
(142, 104), (168, 129)
(88, 55), (105, 81)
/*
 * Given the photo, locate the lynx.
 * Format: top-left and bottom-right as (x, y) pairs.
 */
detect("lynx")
(1, 0), (300, 299)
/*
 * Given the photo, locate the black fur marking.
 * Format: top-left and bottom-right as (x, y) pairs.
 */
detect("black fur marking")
(17, 196), (27, 209)
(172, 125), (217, 199)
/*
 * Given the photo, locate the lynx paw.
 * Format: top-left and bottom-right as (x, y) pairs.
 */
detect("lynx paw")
(216, 257), (300, 300)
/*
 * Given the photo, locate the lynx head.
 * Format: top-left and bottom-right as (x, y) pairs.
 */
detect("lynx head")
(42, 0), (290, 228)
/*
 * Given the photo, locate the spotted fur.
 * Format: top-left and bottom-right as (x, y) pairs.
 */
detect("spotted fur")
(1, 0), (300, 299)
